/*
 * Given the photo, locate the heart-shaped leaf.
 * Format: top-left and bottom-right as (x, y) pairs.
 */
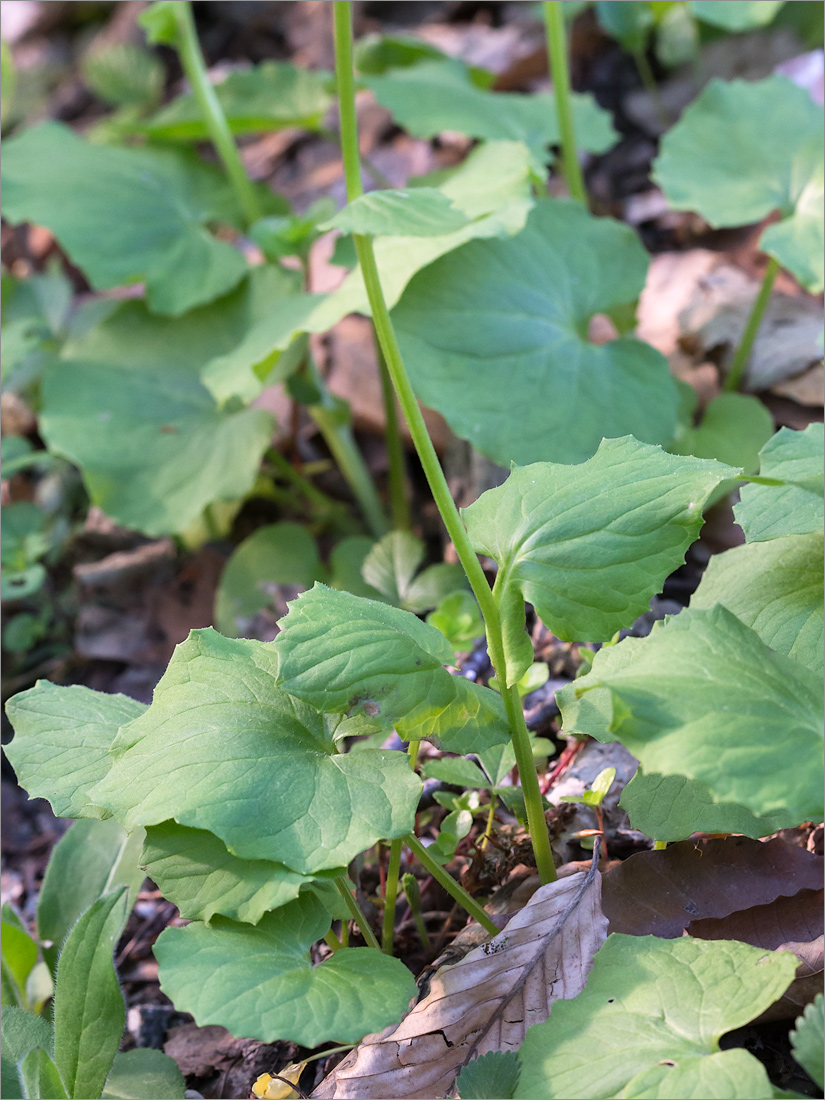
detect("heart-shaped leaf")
(1, 122), (249, 314)
(515, 934), (797, 1099)
(691, 532), (824, 675)
(4, 682), (145, 819)
(654, 76), (824, 290)
(140, 822), (336, 925)
(559, 605), (824, 836)
(735, 424), (824, 542)
(364, 59), (616, 161)
(361, 530), (466, 613)
(393, 199), (681, 466)
(689, 0), (785, 30)
(463, 437), (736, 682)
(90, 629), (421, 874)
(154, 893), (417, 1047)
(103, 1048), (187, 1099)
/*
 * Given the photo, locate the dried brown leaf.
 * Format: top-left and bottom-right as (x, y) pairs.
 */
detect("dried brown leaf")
(602, 837), (823, 938)
(312, 860), (607, 1099)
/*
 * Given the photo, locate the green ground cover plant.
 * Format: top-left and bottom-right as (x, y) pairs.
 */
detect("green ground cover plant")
(2, 2), (823, 1097)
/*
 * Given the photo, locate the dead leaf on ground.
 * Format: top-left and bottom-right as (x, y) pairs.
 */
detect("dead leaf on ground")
(312, 857), (607, 1099)
(602, 837), (823, 938)
(689, 888), (824, 1021)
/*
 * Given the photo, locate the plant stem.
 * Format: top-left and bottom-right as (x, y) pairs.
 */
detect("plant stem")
(543, 1), (587, 204)
(376, 338), (411, 530)
(725, 255), (780, 393)
(304, 357), (389, 538)
(405, 835), (499, 937)
(381, 840), (403, 954)
(631, 47), (671, 130)
(653, 840), (668, 850)
(335, 877), (381, 950)
(334, 1), (557, 886)
(324, 929), (342, 953)
(172, 2), (261, 226)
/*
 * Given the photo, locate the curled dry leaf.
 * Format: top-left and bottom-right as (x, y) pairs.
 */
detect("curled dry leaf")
(312, 858), (607, 1099)
(602, 837), (823, 938)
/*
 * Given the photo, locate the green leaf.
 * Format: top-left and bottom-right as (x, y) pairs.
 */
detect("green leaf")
(82, 43), (163, 108)
(1, 918), (38, 1008)
(458, 1051), (520, 1099)
(393, 199), (681, 467)
(670, 393), (774, 475)
(322, 188), (473, 238)
(364, 60), (616, 162)
(654, 77), (824, 290)
(1, 123), (249, 315)
(1, 1006), (60, 1100)
(515, 934), (796, 1099)
(53, 889), (129, 1100)
(463, 437), (735, 682)
(355, 33), (475, 78)
(274, 584), (455, 726)
(423, 757), (493, 790)
(361, 531), (466, 613)
(735, 424), (824, 541)
(1, 38), (16, 126)
(154, 893), (417, 1046)
(38, 817), (146, 975)
(214, 523), (324, 637)
(559, 605), (824, 836)
(790, 993), (824, 1090)
(426, 591), (484, 652)
(4, 682), (146, 819)
(138, 1), (179, 45)
(328, 536), (385, 600)
(90, 629), (421, 875)
(142, 62), (331, 140)
(140, 822), (332, 925)
(40, 351), (273, 538)
(102, 1049), (186, 1099)
(619, 772), (795, 842)
(595, 1), (654, 51)
(691, 532), (824, 675)
(398, 677), (511, 755)
(318, 141), (536, 320)
(689, 1), (785, 30)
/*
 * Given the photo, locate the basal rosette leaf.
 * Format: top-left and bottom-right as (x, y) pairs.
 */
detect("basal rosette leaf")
(90, 629), (421, 875)
(140, 822), (341, 925)
(790, 994), (824, 1091)
(392, 199), (682, 466)
(103, 1048), (187, 1100)
(515, 934), (797, 1100)
(463, 437), (737, 683)
(735, 424), (825, 542)
(155, 893), (417, 1047)
(558, 606), (824, 837)
(688, 1), (785, 31)
(654, 76), (824, 290)
(691, 532), (824, 675)
(0, 122), (249, 314)
(321, 188), (473, 238)
(4, 682), (145, 819)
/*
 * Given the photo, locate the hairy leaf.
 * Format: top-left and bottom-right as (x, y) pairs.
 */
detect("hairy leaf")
(313, 862), (606, 1099)
(393, 200), (681, 466)
(735, 425), (824, 542)
(515, 935), (797, 1099)
(560, 606), (824, 836)
(654, 76), (824, 290)
(90, 629), (421, 874)
(4, 681), (145, 819)
(463, 437), (735, 682)
(53, 889), (129, 1100)
(691, 532), (824, 674)
(1, 1007), (60, 1100)
(155, 893), (416, 1047)
(1, 123), (248, 314)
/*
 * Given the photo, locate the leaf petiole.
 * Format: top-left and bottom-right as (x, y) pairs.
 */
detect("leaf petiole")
(543, 2), (587, 204)
(335, 877), (381, 951)
(405, 834), (499, 937)
(725, 255), (781, 392)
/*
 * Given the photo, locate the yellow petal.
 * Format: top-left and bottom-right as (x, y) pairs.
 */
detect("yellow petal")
(251, 1063), (306, 1099)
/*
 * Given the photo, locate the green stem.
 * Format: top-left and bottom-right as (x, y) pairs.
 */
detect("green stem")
(335, 876), (381, 950)
(266, 447), (346, 518)
(543, 1), (587, 204)
(725, 255), (780, 393)
(305, 358), (389, 538)
(324, 929), (342, 953)
(172, 2), (261, 226)
(375, 338), (410, 530)
(381, 840), (403, 954)
(653, 840), (668, 850)
(405, 835), (499, 937)
(481, 794), (498, 848)
(334, 1), (556, 886)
